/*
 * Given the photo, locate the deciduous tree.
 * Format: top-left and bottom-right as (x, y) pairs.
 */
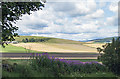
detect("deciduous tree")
(1, 1), (45, 47)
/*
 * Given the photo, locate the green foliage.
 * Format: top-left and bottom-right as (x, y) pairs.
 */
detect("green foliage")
(25, 38), (29, 42)
(2, 56), (115, 77)
(29, 38), (35, 42)
(97, 37), (120, 75)
(22, 39), (25, 43)
(1, 2), (45, 46)
(30, 55), (108, 77)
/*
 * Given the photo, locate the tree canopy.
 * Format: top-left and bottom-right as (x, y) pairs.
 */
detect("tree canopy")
(98, 37), (120, 75)
(1, 1), (45, 47)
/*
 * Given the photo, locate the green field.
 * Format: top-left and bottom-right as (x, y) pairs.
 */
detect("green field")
(0, 44), (42, 53)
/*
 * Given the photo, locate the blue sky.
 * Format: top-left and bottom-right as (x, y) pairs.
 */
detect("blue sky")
(15, 0), (118, 41)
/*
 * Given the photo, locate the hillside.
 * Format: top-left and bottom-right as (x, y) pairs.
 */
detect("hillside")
(15, 36), (85, 44)
(12, 36), (99, 53)
(87, 37), (117, 43)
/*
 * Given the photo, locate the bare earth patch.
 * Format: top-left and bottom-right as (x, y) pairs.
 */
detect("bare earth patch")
(12, 43), (98, 53)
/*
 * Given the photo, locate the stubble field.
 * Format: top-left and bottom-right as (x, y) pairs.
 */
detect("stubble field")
(12, 43), (99, 53)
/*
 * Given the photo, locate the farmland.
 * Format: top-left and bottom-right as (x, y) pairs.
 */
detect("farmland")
(1, 36), (101, 53)
(83, 43), (105, 48)
(2, 36), (118, 78)
(0, 44), (42, 53)
(12, 42), (98, 53)
(1, 36), (104, 59)
(13, 36), (106, 53)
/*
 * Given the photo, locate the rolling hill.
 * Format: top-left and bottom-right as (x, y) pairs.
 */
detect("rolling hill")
(15, 36), (85, 44)
(87, 37), (118, 43)
(13, 36), (98, 53)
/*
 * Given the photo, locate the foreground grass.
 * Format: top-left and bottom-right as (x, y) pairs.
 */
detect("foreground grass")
(2, 59), (98, 64)
(62, 72), (116, 77)
(2, 58), (117, 77)
(3, 69), (116, 77)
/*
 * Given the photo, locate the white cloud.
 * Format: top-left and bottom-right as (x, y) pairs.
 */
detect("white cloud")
(85, 9), (104, 19)
(15, 1), (118, 41)
(109, 2), (118, 12)
(106, 15), (118, 26)
(49, 0), (97, 17)
(31, 28), (118, 41)
(31, 33), (96, 41)
(99, 2), (106, 8)
(104, 2), (118, 26)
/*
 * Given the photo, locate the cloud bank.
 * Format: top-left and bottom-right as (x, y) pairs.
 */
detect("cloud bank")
(15, 1), (118, 41)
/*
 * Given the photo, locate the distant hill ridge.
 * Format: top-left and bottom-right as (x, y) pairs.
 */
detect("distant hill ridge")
(87, 36), (118, 43)
(15, 36), (85, 44)
(15, 36), (118, 43)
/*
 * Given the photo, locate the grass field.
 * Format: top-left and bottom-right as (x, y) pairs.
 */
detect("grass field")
(0, 44), (42, 53)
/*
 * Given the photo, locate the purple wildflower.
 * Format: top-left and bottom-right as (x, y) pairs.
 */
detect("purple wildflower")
(42, 52), (48, 55)
(39, 54), (41, 56)
(30, 53), (33, 55)
(51, 56), (55, 59)
(36, 53), (38, 56)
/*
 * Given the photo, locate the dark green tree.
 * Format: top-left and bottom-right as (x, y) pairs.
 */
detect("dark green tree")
(1, 1), (45, 47)
(25, 38), (29, 42)
(30, 38), (35, 42)
(22, 39), (26, 43)
(97, 37), (120, 75)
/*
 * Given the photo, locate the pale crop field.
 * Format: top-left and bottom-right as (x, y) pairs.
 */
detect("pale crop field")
(12, 43), (98, 53)
(83, 43), (106, 48)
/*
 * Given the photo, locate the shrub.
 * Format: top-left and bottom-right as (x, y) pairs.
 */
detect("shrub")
(22, 39), (26, 43)
(30, 53), (107, 77)
(97, 37), (120, 75)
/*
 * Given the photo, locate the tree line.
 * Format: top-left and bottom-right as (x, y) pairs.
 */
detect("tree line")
(22, 38), (51, 43)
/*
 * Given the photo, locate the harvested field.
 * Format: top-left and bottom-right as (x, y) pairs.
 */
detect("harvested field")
(83, 43), (106, 48)
(12, 43), (98, 53)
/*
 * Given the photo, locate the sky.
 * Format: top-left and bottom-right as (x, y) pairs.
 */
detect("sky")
(15, 0), (118, 41)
